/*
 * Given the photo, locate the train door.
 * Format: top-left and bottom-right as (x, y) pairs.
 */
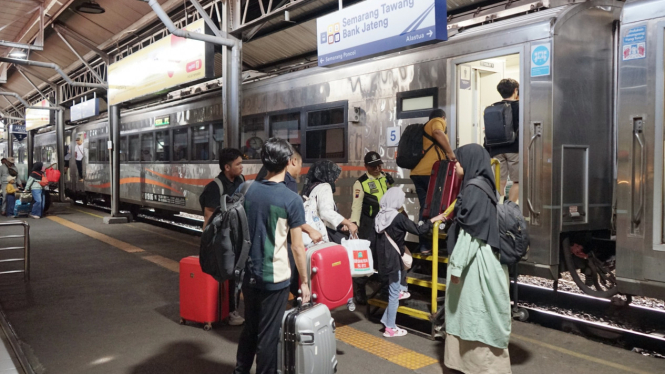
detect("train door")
(65, 131), (72, 183)
(454, 53), (521, 198)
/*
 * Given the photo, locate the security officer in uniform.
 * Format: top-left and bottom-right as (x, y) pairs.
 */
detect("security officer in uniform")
(350, 151), (394, 304)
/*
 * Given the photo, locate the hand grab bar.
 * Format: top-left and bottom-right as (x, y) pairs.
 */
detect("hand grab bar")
(632, 124), (646, 226)
(528, 123), (542, 218)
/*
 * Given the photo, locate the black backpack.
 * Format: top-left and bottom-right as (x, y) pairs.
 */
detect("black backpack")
(467, 177), (529, 265)
(200, 181), (253, 285)
(396, 123), (441, 169)
(483, 102), (516, 147)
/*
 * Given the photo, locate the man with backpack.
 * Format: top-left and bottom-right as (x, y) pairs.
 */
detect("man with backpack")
(401, 109), (455, 253)
(408, 109), (456, 220)
(234, 138), (310, 374)
(199, 147), (245, 326)
(483, 78), (520, 202)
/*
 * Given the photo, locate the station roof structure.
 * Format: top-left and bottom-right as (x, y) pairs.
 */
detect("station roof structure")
(0, 0), (498, 113)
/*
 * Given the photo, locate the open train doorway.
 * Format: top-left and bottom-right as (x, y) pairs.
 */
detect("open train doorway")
(455, 53), (521, 200)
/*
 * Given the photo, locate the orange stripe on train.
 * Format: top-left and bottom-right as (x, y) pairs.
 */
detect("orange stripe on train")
(88, 165), (397, 191)
(88, 178), (184, 195)
(144, 166), (396, 185)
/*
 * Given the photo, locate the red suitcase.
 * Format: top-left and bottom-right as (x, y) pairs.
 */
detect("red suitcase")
(305, 243), (354, 311)
(179, 256), (229, 330)
(422, 160), (462, 219)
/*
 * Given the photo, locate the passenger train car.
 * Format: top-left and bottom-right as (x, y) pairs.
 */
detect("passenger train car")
(27, 0), (665, 301)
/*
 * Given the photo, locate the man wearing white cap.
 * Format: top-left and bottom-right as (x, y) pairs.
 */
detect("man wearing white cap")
(0, 158), (20, 215)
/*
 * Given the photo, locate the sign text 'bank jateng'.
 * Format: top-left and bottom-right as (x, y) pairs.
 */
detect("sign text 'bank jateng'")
(317, 0), (447, 67)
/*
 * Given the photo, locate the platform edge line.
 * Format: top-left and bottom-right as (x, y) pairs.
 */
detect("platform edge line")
(511, 333), (653, 374)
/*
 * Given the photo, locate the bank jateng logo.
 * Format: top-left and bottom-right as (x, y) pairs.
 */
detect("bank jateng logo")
(321, 23), (341, 45)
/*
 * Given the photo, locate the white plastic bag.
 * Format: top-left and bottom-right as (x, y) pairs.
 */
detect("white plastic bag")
(341, 235), (374, 277)
(302, 195), (329, 247)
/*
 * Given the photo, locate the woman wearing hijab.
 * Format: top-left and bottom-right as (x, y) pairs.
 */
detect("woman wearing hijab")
(25, 162), (45, 219)
(375, 187), (445, 338)
(444, 144), (512, 374)
(301, 160), (358, 241)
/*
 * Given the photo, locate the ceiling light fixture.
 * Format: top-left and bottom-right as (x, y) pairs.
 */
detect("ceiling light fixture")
(77, 1), (105, 14)
(9, 51), (27, 58)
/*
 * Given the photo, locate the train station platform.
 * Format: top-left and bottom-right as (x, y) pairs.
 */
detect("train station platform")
(0, 205), (661, 374)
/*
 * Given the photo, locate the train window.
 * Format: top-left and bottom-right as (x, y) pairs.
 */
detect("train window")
(192, 125), (210, 161)
(212, 123), (224, 160)
(128, 135), (140, 162)
(396, 87), (438, 119)
(240, 115), (265, 160)
(48, 146), (55, 164)
(89, 139), (98, 162)
(303, 103), (347, 162)
(142, 133), (154, 162)
(305, 128), (345, 160)
(120, 136), (127, 162)
(33, 147), (40, 163)
(307, 108), (344, 127)
(98, 139), (109, 162)
(173, 128), (188, 162)
(270, 112), (301, 154)
(155, 131), (170, 162)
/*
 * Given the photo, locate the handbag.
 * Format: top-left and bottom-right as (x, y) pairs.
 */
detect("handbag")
(385, 232), (413, 270)
(302, 194), (329, 246)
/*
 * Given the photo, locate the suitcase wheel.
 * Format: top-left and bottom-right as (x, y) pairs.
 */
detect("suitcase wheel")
(179, 318), (186, 325)
(203, 323), (213, 331)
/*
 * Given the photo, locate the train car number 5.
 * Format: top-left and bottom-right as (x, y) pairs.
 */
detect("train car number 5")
(387, 127), (400, 147)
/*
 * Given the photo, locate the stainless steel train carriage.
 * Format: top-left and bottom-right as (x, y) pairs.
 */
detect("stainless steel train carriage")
(615, 0), (665, 300)
(34, 0), (658, 299)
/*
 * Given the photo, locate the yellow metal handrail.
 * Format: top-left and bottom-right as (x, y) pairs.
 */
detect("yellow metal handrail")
(429, 158), (501, 315)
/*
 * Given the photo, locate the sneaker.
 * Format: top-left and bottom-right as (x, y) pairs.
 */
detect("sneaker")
(383, 327), (407, 338)
(399, 291), (411, 300)
(29, 215), (40, 219)
(228, 311), (245, 326)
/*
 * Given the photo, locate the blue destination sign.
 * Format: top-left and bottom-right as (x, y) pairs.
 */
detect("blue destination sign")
(10, 124), (27, 142)
(316, 0), (447, 67)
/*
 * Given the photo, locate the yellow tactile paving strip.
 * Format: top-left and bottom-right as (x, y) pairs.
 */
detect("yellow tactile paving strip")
(335, 325), (438, 370)
(142, 254), (180, 273)
(47, 216), (144, 253)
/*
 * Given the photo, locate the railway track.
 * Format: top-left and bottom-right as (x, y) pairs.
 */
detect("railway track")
(77, 201), (203, 234)
(515, 282), (665, 357)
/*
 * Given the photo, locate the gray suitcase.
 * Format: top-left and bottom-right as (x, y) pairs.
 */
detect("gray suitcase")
(277, 303), (337, 374)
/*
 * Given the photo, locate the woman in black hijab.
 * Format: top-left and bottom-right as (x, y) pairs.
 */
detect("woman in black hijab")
(443, 144), (512, 374)
(301, 160), (341, 197)
(447, 144), (501, 252)
(300, 160), (357, 241)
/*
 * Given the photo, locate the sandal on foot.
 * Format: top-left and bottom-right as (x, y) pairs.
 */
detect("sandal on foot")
(383, 327), (408, 337)
(399, 291), (411, 300)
